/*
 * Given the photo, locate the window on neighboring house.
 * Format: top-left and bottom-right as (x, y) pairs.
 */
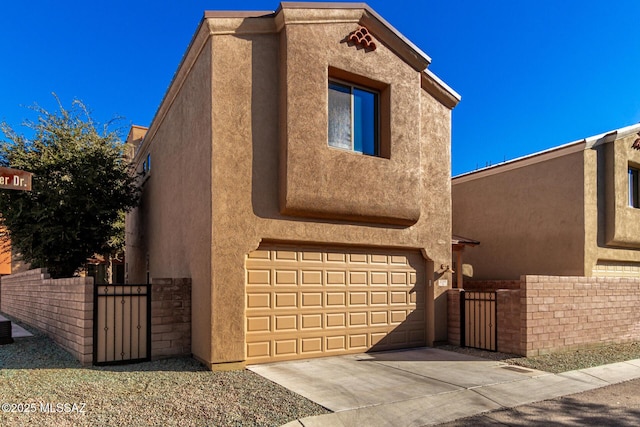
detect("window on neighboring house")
(328, 80), (379, 156)
(629, 166), (640, 208)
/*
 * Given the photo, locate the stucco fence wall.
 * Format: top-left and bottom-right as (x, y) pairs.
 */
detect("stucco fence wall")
(0, 269), (191, 364)
(448, 275), (640, 356)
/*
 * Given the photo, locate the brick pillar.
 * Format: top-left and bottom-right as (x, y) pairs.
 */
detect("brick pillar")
(447, 289), (463, 346)
(496, 289), (523, 355)
(150, 278), (191, 359)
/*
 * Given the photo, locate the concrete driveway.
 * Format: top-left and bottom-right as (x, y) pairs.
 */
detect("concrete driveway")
(248, 347), (640, 426)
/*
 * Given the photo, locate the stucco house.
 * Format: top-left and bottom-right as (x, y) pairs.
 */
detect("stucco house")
(453, 123), (640, 280)
(125, 2), (459, 368)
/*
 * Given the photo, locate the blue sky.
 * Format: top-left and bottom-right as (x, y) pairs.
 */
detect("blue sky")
(2, 1), (640, 176)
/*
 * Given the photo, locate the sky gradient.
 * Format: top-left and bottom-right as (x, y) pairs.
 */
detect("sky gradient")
(2, 0), (639, 176)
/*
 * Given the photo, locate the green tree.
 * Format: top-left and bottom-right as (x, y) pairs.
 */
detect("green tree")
(0, 97), (139, 278)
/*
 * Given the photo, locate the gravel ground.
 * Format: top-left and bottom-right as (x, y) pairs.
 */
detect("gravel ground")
(0, 315), (329, 427)
(437, 342), (640, 373)
(4, 313), (640, 427)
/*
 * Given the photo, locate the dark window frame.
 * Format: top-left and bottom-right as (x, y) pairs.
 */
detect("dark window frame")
(328, 79), (380, 157)
(629, 166), (640, 208)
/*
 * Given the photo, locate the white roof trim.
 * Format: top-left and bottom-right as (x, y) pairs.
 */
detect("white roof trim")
(453, 141), (585, 184)
(423, 68), (461, 102)
(584, 122), (640, 149)
(453, 122), (640, 184)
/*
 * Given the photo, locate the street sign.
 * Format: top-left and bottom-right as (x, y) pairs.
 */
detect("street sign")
(0, 166), (32, 191)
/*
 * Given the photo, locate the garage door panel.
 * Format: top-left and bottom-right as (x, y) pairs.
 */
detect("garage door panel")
(247, 269), (270, 285)
(301, 337), (323, 353)
(275, 339), (297, 356)
(275, 270), (297, 285)
(349, 253), (368, 263)
(349, 271), (368, 285)
(326, 292), (346, 307)
(246, 245), (426, 363)
(301, 292), (323, 307)
(301, 270), (323, 285)
(349, 312), (368, 326)
(370, 271), (388, 285)
(349, 334), (368, 348)
(274, 293), (297, 308)
(247, 316), (270, 332)
(326, 271), (347, 285)
(247, 293), (270, 309)
(326, 313), (346, 327)
(349, 292), (367, 305)
(275, 250), (297, 261)
(326, 335), (346, 351)
(301, 314), (322, 329)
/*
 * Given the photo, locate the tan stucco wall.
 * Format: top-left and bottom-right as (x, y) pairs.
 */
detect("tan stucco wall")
(452, 150), (586, 280)
(126, 25), (213, 361)
(584, 131), (640, 273)
(128, 5), (457, 366)
(604, 132), (640, 247)
(279, 9), (422, 225)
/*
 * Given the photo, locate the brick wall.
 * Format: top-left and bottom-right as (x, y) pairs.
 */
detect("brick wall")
(1, 270), (192, 364)
(521, 275), (640, 356)
(0, 269), (94, 364)
(151, 278), (191, 359)
(448, 275), (640, 356)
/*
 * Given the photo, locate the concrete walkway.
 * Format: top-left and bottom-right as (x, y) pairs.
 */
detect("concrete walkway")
(0, 314), (33, 338)
(247, 347), (640, 427)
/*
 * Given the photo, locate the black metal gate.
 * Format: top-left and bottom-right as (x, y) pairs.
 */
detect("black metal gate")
(93, 284), (151, 365)
(460, 290), (497, 351)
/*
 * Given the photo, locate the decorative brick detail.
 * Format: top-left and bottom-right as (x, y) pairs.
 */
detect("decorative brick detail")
(346, 26), (377, 51)
(0, 269), (93, 364)
(150, 278), (191, 359)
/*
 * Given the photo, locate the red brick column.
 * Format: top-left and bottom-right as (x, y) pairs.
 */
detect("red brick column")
(496, 289), (523, 355)
(447, 289), (462, 346)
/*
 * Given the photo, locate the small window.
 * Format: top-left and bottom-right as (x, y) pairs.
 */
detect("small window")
(328, 81), (379, 156)
(142, 153), (151, 176)
(629, 167), (639, 208)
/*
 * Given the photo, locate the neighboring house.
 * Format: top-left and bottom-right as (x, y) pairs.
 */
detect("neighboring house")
(452, 123), (640, 280)
(125, 2), (460, 368)
(0, 226), (10, 275)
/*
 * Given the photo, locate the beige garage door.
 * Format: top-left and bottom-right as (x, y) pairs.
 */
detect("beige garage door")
(245, 244), (426, 364)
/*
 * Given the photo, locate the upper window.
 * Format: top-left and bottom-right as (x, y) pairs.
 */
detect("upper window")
(328, 81), (379, 156)
(142, 153), (151, 176)
(629, 166), (639, 208)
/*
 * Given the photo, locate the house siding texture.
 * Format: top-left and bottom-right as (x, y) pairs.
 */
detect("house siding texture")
(126, 4), (459, 367)
(452, 149), (586, 280)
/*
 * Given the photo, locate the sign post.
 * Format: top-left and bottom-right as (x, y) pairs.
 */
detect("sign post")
(0, 167), (32, 191)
